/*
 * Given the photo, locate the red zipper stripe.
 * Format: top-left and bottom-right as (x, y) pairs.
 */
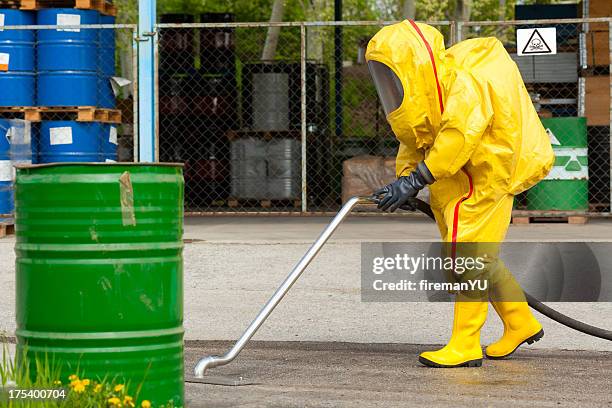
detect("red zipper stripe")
(450, 169), (474, 262)
(407, 20), (445, 115)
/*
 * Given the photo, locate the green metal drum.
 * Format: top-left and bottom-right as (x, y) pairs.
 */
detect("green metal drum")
(15, 163), (184, 407)
(527, 117), (588, 211)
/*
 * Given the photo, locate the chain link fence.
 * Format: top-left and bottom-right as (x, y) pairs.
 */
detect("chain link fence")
(155, 18), (611, 216)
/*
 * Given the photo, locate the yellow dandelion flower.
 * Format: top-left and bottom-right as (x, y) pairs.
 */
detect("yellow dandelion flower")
(141, 400), (151, 408)
(108, 396), (122, 406)
(123, 395), (135, 407)
(94, 383), (103, 393)
(73, 381), (86, 393)
(82, 379), (90, 386)
(114, 384), (125, 393)
(68, 374), (78, 381)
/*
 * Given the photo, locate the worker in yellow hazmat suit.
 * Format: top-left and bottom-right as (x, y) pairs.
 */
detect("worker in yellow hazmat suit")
(366, 20), (555, 367)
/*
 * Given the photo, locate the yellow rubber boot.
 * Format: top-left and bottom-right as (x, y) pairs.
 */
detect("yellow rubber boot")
(419, 300), (488, 368)
(485, 301), (544, 359)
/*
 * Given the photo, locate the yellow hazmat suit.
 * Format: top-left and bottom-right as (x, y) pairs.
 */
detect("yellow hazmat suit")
(366, 21), (554, 367)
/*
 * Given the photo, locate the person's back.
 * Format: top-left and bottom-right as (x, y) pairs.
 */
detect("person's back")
(445, 37), (554, 194)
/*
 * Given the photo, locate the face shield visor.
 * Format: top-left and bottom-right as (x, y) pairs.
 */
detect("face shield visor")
(367, 60), (405, 117)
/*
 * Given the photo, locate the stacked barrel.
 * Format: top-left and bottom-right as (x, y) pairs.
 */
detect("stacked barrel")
(159, 13), (237, 207)
(36, 9), (117, 163)
(0, 6), (119, 214)
(0, 10), (35, 106)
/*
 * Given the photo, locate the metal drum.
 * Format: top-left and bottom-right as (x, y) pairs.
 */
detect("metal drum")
(38, 70), (97, 106)
(0, 120), (11, 214)
(98, 14), (116, 108)
(39, 121), (103, 163)
(37, 9), (99, 106)
(0, 10), (35, 106)
(527, 117), (588, 211)
(15, 163), (185, 407)
(159, 14), (194, 73)
(231, 137), (300, 200)
(102, 123), (118, 162)
(0, 119), (33, 214)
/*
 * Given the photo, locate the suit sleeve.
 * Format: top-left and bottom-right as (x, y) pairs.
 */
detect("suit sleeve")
(396, 138), (424, 178)
(424, 72), (494, 180)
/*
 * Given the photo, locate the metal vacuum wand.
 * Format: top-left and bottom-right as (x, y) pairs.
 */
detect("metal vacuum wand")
(194, 196), (377, 377)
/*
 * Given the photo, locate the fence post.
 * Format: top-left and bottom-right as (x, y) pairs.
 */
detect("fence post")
(132, 28), (139, 162)
(456, 20), (463, 43)
(137, 0), (156, 162)
(300, 23), (308, 212)
(609, 21), (612, 214)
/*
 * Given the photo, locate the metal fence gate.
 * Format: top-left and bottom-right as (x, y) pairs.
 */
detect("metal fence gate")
(153, 18), (612, 217)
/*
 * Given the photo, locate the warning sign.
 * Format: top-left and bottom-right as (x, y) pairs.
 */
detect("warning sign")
(517, 28), (557, 56)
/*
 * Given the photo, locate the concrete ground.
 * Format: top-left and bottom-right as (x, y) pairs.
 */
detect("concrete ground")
(1, 216), (612, 406)
(184, 341), (612, 408)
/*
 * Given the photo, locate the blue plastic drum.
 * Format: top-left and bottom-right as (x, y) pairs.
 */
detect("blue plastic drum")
(98, 15), (116, 108)
(99, 15), (115, 76)
(0, 10), (35, 106)
(37, 9), (99, 107)
(0, 72), (35, 106)
(101, 123), (118, 161)
(0, 120), (12, 214)
(0, 10), (35, 70)
(39, 121), (103, 163)
(37, 9), (99, 71)
(38, 70), (97, 106)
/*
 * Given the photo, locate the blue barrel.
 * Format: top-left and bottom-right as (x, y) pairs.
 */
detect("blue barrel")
(0, 10), (35, 106)
(98, 15), (116, 108)
(39, 121), (103, 163)
(37, 9), (99, 107)
(0, 120), (12, 214)
(102, 123), (118, 161)
(38, 71), (97, 106)
(99, 15), (115, 76)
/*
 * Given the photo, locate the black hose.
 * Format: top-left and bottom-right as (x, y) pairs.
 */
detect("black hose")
(403, 197), (612, 342)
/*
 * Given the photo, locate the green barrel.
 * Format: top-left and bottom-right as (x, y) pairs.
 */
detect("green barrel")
(15, 163), (184, 407)
(527, 117), (588, 211)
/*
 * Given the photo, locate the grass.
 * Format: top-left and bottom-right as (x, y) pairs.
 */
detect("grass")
(0, 333), (173, 408)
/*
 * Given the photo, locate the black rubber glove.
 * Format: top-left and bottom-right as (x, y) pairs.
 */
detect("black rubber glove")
(374, 162), (434, 212)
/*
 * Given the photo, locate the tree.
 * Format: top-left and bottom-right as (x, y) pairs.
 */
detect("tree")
(262, 0), (286, 60)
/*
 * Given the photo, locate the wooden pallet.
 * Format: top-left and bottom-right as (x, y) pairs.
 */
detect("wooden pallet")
(10, 0), (117, 16)
(512, 212), (589, 225)
(227, 198), (302, 209)
(0, 106), (122, 124)
(0, 223), (15, 239)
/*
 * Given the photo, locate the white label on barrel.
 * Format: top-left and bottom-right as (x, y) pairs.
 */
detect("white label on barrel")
(0, 161), (11, 182)
(0, 53), (8, 71)
(0, 14), (5, 31)
(49, 127), (73, 145)
(109, 126), (118, 145)
(57, 14), (81, 32)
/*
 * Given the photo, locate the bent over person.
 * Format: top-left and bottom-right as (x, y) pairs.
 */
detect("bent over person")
(366, 21), (555, 367)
